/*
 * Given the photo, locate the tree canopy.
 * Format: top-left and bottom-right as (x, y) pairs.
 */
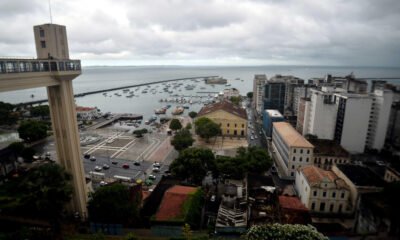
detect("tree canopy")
(88, 183), (141, 224)
(169, 118), (183, 131)
(194, 117), (221, 142)
(246, 224), (328, 240)
(246, 92), (253, 99)
(188, 111), (198, 119)
(169, 148), (216, 185)
(229, 96), (242, 106)
(171, 128), (194, 151)
(30, 105), (50, 119)
(0, 101), (18, 125)
(18, 120), (48, 142)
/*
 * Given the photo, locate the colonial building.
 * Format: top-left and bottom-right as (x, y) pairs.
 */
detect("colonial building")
(76, 106), (100, 121)
(384, 165), (400, 182)
(197, 100), (247, 137)
(308, 139), (350, 170)
(271, 122), (314, 178)
(295, 165), (353, 215)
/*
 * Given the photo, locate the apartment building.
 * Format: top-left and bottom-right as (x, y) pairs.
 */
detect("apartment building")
(271, 122), (314, 178)
(262, 109), (284, 137)
(252, 74), (267, 114)
(295, 165), (353, 214)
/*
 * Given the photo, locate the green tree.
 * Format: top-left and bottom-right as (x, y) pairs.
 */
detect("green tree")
(246, 223), (328, 240)
(133, 128), (148, 138)
(182, 223), (192, 240)
(124, 232), (138, 240)
(229, 96), (242, 106)
(0, 101), (18, 125)
(8, 141), (25, 157)
(170, 118), (183, 131)
(171, 128), (194, 151)
(170, 148), (216, 185)
(194, 117), (221, 143)
(21, 147), (36, 162)
(88, 183), (140, 224)
(18, 120), (48, 142)
(246, 92), (253, 99)
(17, 164), (72, 220)
(186, 122), (192, 130)
(30, 105), (50, 119)
(188, 111), (198, 119)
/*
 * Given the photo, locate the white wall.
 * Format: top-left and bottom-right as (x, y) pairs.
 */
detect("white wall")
(308, 90), (337, 139)
(340, 97), (372, 153)
(370, 90), (393, 150)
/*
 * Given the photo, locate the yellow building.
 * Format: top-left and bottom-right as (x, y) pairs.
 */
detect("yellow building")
(197, 100), (247, 137)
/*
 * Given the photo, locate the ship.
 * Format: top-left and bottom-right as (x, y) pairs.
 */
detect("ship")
(171, 106), (184, 115)
(154, 108), (167, 114)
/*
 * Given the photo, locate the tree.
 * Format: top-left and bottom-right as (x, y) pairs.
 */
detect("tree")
(88, 183), (140, 224)
(169, 148), (216, 185)
(182, 223), (192, 240)
(230, 96), (242, 106)
(30, 105), (50, 119)
(171, 128), (194, 151)
(188, 111), (198, 119)
(194, 117), (221, 143)
(21, 147), (36, 162)
(133, 128), (148, 138)
(186, 123), (192, 130)
(8, 141), (25, 156)
(169, 118), (183, 131)
(18, 164), (72, 219)
(18, 120), (48, 142)
(246, 92), (253, 99)
(0, 101), (18, 125)
(246, 224), (328, 240)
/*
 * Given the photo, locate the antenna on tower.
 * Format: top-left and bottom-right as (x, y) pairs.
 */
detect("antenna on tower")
(48, 0), (53, 23)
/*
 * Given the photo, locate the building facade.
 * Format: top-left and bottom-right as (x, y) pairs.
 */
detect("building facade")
(252, 74), (267, 114)
(309, 139), (350, 170)
(262, 109), (284, 137)
(271, 122), (314, 178)
(197, 100), (247, 137)
(295, 165), (353, 214)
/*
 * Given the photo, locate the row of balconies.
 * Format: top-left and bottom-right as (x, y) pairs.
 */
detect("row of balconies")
(0, 58), (81, 74)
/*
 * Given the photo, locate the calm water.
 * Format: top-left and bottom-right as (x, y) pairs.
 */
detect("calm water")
(1, 65), (400, 120)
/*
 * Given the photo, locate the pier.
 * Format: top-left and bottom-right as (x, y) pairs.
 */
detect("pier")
(85, 113), (143, 130)
(15, 75), (218, 106)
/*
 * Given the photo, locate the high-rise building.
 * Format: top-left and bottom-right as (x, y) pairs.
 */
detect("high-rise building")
(252, 74), (267, 114)
(264, 77), (286, 114)
(262, 109), (284, 137)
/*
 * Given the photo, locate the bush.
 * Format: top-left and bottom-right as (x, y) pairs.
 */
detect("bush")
(246, 224), (328, 240)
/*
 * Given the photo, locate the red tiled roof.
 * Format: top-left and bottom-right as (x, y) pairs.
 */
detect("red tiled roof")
(76, 106), (96, 112)
(300, 165), (349, 189)
(155, 185), (197, 221)
(197, 100), (247, 119)
(279, 196), (308, 211)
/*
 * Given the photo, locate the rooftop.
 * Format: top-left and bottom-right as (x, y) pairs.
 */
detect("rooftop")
(279, 196), (308, 211)
(308, 139), (349, 157)
(336, 164), (385, 187)
(76, 106), (96, 112)
(265, 109), (283, 118)
(155, 185), (197, 221)
(197, 100), (247, 120)
(273, 122), (314, 148)
(300, 165), (349, 189)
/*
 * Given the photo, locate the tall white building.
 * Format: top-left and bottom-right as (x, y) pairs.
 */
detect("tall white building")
(252, 74), (267, 114)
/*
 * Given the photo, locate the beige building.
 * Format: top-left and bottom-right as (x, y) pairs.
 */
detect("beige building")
(295, 165), (353, 214)
(34, 24), (70, 60)
(197, 100), (247, 137)
(384, 166), (400, 182)
(271, 122), (314, 178)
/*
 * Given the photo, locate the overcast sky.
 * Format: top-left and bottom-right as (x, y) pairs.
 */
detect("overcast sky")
(0, 0), (399, 66)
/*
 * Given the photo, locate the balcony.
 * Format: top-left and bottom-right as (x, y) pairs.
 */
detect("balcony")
(0, 58), (81, 74)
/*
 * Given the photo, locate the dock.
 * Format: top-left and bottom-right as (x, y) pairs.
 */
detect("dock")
(85, 114), (143, 130)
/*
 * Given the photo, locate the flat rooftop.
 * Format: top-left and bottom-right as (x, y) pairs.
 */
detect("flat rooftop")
(273, 122), (314, 148)
(265, 109), (283, 118)
(336, 164), (385, 187)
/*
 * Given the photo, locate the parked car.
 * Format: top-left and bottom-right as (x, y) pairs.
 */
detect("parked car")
(102, 164), (110, 170)
(122, 163), (130, 169)
(94, 166), (102, 172)
(210, 195), (216, 202)
(152, 167), (160, 173)
(90, 156), (96, 161)
(148, 175), (156, 180)
(111, 160), (118, 165)
(134, 161), (141, 166)
(84, 153), (90, 159)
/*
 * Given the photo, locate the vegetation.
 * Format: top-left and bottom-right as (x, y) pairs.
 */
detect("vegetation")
(171, 128), (195, 151)
(229, 96), (242, 106)
(188, 111), (198, 119)
(170, 148), (216, 185)
(133, 128), (148, 137)
(182, 189), (204, 229)
(194, 117), (221, 142)
(246, 92), (253, 99)
(170, 118), (183, 131)
(8, 141), (25, 156)
(30, 105), (50, 119)
(246, 224), (328, 240)
(186, 122), (192, 130)
(0, 101), (18, 125)
(21, 146), (36, 162)
(88, 183), (141, 224)
(17, 120), (48, 142)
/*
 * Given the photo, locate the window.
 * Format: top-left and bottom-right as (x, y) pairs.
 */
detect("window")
(241, 130), (244, 136)
(338, 204), (342, 213)
(323, 191), (327, 197)
(292, 165), (295, 169)
(300, 149), (303, 154)
(341, 192), (345, 198)
(242, 124), (244, 128)
(329, 204), (334, 212)
(299, 157), (302, 162)
(234, 123), (237, 127)
(227, 123), (230, 127)
(307, 149), (310, 154)
(291, 172), (294, 177)
(40, 41), (46, 48)
(39, 29), (45, 37)
(227, 129), (230, 134)
(332, 191), (336, 198)
(293, 156), (296, 161)
(320, 202), (325, 211)
(294, 149), (296, 153)
(234, 130), (237, 135)
(313, 191), (317, 197)
(306, 157), (309, 162)
(311, 202), (315, 210)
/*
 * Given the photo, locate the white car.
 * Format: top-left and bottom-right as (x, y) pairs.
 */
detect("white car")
(153, 162), (161, 167)
(94, 166), (102, 172)
(255, 135), (258, 139)
(250, 136), (254, 140)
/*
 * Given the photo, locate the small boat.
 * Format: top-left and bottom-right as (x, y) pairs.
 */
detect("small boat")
(172, 106), (184, 115)
(154, 108), (166, 114)
(225, 83), (231, 87)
